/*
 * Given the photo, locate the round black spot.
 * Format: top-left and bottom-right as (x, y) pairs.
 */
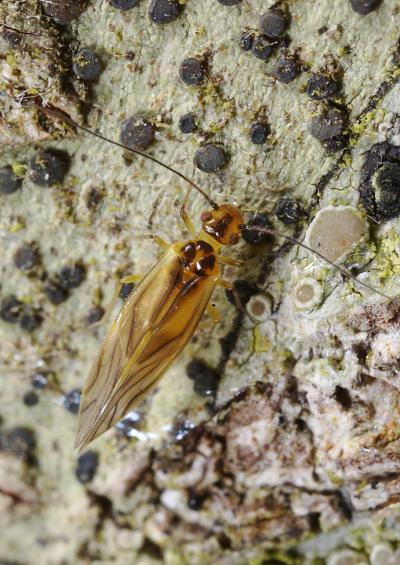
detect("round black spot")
(275, 198), (303, 224)
(120, 116), (155, 151)
(41, 0), (88, 24)
(358, 142), (400, 221)
(194, 145), (228, 173)
(0, 427), (36, 460)
(186, 359), (220, 397)
(110, 0), (140, 10)
(31, 371), (50, 389)
(119, 282), (135, 299)
(273, 52), (300, 83)
(259, 7), (289, 39)
(249, 121), (271, 145)
(0, 295), (23, 324)
(23, 390), (39, 407)
(242, 213), (273, 245)
(14, 243), (41, 272)
(239, 30), (255, 51)
(87, 305), (105, 324)
(75, 450), (99, 484)
(251, 35), (274, 61)
(44, 279), (69, 305)
(30, 148), (69, 188)
(59, 263), (86, 289)
(188, 493), (205, 510)
(306, 73), (340, 100)
(171, 419), (195, 442)
(225, 279), (255, 306)
(0, 165), (22, 195)
(349, 0), (382, 14)
(309, 106), (348, 152)
(63, 389), (81, 414)
(179, 58), (206, 86)
(333, 385), (352, 410)
(217, 0), (241, 5)
(73, 48), (102, 82)
(19, 307), (43, 333)
(178, 112), (197, 134)
(149, 0), (182, 23)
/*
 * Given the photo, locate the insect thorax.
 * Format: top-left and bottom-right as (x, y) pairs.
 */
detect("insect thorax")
(173, 240), (219, 278)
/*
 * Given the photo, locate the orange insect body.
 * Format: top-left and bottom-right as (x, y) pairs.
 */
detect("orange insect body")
(76, 205), (243, 449)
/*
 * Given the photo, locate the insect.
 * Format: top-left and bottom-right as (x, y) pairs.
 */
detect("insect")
(36, 103), (397, 450)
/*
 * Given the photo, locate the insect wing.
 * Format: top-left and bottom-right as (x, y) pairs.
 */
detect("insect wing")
(76, 249), (182, 449)
(76, 250), (217, 449)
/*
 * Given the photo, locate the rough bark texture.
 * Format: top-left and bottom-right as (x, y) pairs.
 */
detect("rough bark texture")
(1, 0), (400, 563)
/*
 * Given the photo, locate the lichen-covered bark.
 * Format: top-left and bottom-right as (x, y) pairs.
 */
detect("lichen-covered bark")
(2, 0), (400, 563)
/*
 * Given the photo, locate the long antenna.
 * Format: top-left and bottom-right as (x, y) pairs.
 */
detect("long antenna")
(34, 99), (219, 210)
(240, 224), (400, 305)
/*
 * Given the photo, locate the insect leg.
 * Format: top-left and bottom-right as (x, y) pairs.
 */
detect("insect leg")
(217, 256), (243, 267)
(216, 278), (255, 321)
(180, 187), (196, 237)
(142, 234), (170, 252)
(198, 302), (221, 330)
(89, 274), (143, 328)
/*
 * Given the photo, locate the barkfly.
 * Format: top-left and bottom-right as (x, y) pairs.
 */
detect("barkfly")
(36, 102), (398, 451)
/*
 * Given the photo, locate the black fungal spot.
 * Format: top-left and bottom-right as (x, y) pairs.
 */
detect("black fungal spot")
(73, 48), (102, 82)
(274, 52), (300, 84)
(110, 0), (140, 10)
(242, 213), (273, 245)
(179, 58), (206, 86)
(23, 391), (39, 407)
(333, 385), (352, 410)
(349, 0), (382, 14)
(44, 279), (69, 305)
(19, 307), (43, 333)
(119, 282), (135, 299)
(225, 279), (255, 306)
(63, 389), (81, 414)
(75, 451), (99, 484)
(0, 427), (36, 462)
(194, 145), (228, 173)
(239, 30), (255, 51)
(30, 148), (69, 188)
(116, 412), (141, 437)
(14, 243), (41, 272)
(0, 295), (23, 324)
(0, 166), (22, 195)
(186, 359), (220, 397)
(87, 305), (105, 324)
(31, 371), (50, 389)
(275, 198), (303, 224)
(41, 0), (88, 24)
(309, 106), (348, 152)
(306, 72), (340, 101)
(217, 0), (241, 5)
(178, 112), (197, 134)
(120, 116), (155, 151)
(259, 6), (289, 39)
(187, 492), (206, 510)
(149, 0), (182, 23)
(251, 35), (274, 61)
(59, 264), (86, 289)
(249, 121), (271, 145)
(358, 142), (400, 221)
(171, 419), (195, 442)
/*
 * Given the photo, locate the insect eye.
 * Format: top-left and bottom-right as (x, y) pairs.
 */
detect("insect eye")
(201, 211), (213, 222)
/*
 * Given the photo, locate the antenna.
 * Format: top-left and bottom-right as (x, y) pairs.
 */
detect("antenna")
(240, 224), (400, 306)
(34, 99), (219, 210)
